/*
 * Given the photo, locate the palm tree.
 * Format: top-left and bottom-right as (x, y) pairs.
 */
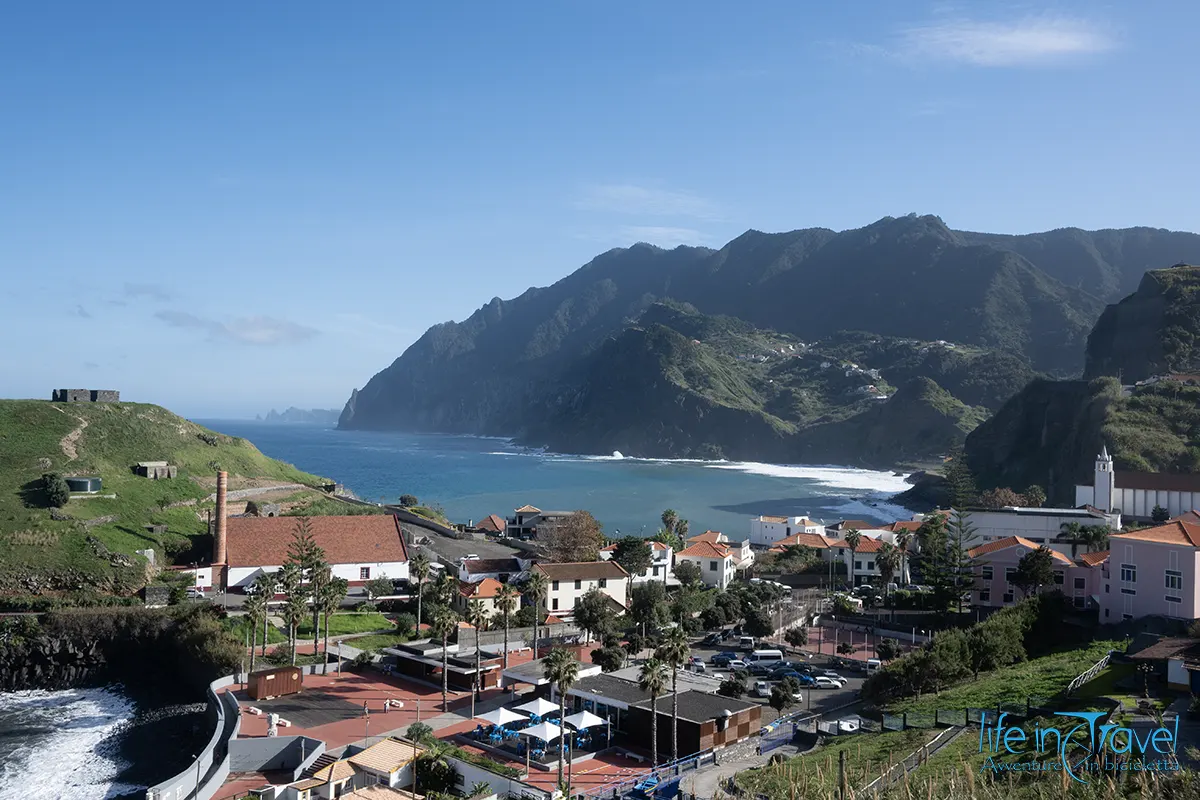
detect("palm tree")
(543, 647), (581, 790)
(638, 658), (669, 768)
(895, 528), (912, 586)
(434, 570), (458, 607)
(843, 529), (862, 588)
(675, 519), (689, 540)
(877, 543), (900, 594)
(252, 572), (278, 658)
(1085, 526), (1110, 553)
(466, 599), (489, 718)
(242, 588), (268, 675)
(319, 575), (349, 675)
(661, 509), (678, 536)
(1058, 522), (1085, 558)
(277, 562), (306, 665)
(308, 557), (330, 657)
(495, 584), (518, 670)
(656, 626), (689, 765)
(411, 553), (431, 630)
(414, 739), (453, 794)
(430, 607), (460, 712)
(524, 571), (548, 656)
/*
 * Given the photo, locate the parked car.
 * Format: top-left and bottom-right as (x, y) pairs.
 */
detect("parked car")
(701, 633), (723, 646)
(818, 669), (843, 680)
(710, 651), (738, 666)
(462, 554), (479, 562)
(727, 659), (748, 671)
(185, 586), (205, 599)
(753, 680), (770, 698)
(747, 662), (775, 677)
(687, 656), (705, 668)
(852, 585), (876, 597)
(771, 669), (814, 686)
(812, 676), (845, 689)
(687, 662), (707, 674)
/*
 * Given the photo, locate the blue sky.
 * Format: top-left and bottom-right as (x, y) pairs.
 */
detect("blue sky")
(2, 2), (1197, 417)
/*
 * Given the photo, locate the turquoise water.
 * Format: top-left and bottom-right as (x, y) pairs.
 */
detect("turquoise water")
(197, 421), (916, 539)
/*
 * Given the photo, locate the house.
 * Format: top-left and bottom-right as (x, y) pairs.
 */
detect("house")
(676, 541), (736, 589)
(748, 515), (825, 548)
(967, 537), (1100, 610)
(686, 530), (754, 571)
(218, 514), (410, 591)
(1077, 447), (1200, 519)
(533, 561), (629, 618)
(284, 739), (422, 800)
(598, 540), (674, 584)
(454, 577), (505, 618)
(458, 557), (529, 584)
(963, 506), (1121, 558)
(1129, 637), (1200, 692)
(345, 738), (420, 790)
(286, 758), (356, 799)
(506, 505), (573, 539)
(134, 461), (177, 479)
(1098, 520), (1200, 622)
(475, 514), (507, 534)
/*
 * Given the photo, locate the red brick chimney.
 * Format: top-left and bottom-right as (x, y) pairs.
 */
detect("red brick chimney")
(213, 470), (228, 567)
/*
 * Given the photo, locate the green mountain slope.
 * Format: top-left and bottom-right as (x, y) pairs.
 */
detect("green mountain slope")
(0, 400), (326, 596)
(966, 265), (1200, 502)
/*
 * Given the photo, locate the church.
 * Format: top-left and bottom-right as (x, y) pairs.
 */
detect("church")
(1076, 447), (1200, 519)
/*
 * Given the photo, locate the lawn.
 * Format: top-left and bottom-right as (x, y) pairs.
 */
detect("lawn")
(295, 611), (394, 637)
(886, 640), (1124, 715)
(282, 492), (391, 517)
(735, 729), (935, 799)
(344, 633), (412, 652)
(223, 616), (288, 647)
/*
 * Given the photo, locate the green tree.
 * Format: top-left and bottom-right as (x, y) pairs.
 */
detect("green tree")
(307, 557), (331, 657)
(877, 542), (901, 592)
(318, 574), (349, 675)
(543, 647), (581, 790)
(414, 739), (456, 794)
(394, 612), (417, 637)
(242, 587), (268, 674)
(978, 487), (1026, 509)
(466, 599), (488, 718)
(876, 637), (902, 662)
(574, 587), (615, 644)
(410, 553), (431, 630)
(673, 560), (702, 588)
(524, 571), (548, 656)
(1152, 505), (1171, 523)
(836, 641), (854, 656)
(365, 573), (394, 602)
(407, 721), (433, 742)
(744, 606), (774, 639)
(966, 616), (1024, 678)
(769, 682), (795, 719)
(629, 581), (669, 634)
(895, 528), (913, 586)
(277, 562), (306, 666)
(651, 528), (682, 552)
(1012, 546), (1056, 598)
(542, 510), (605, 563)
(42, 472), (70, 508)
(251, 572), (278, 659)
(494, 583), (518, 670)
(784, 627), (807, 649)
(656, 626), (690, 764)
(1023, 485), (1047, 508)
(611, 537), (654, 580)
(468, 781), (492, 798)
(638, 658), (669, 767)
(399, 494), (419, 508)
(944, 448), (978, 508)
(430, 607), (460, 712)
(843, 529), (862, 586)
(286, 517), (322, 574)
(590, 644), (626, 672)
(718, 673), (746, 699)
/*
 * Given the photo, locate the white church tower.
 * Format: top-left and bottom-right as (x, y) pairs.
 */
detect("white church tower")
(1094, 446), (1116, 512)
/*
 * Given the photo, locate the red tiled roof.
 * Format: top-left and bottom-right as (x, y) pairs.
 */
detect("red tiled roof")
(1113, 521), (1200, 547)
(476, 514), (506, 533)
(831, 520), (872, 531)
(772, 532), (835, 550)
(687, 530), (725, 544)
(1171, 511), (1200, 525)
(544, 615), (566, 625)
(851, 537), (884, 553)
(1078, 550), (1110, 567)
(534, 561), (629, 581)
(600, 540), (669, 552)
(884, 521), (923, 533)
(967, 536), (1073, 565)
(460, 578), (504, 599)
(678, 541), (732, 559)
(224, 515), (408, 568)
(514, 504), (541, 514)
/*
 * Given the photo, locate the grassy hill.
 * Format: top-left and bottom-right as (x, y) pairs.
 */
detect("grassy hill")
(0, 399), (328, 598)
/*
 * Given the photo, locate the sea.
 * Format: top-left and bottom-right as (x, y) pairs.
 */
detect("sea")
(196, 420), (918, 536)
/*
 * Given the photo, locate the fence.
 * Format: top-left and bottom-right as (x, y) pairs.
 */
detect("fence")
(475, 622), (582, 651)
(145, 674), (241, 800)
(579, 749), (718, 799)
(1066, 650), (1113, 697)
(858, 726), (963, 796)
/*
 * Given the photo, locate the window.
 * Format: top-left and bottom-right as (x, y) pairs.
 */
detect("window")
(552, 598), (559, 610)
(1073, 577), (1086, 590)
(360, 567), (370, 580)
(1166, 596), (1183, 604)
(866, 561), (875, 571)
(599, 578), (607, 588)
(1105, 609), (1110, 618)
(855, 561), (863, 570)
(1122, 613), (1133, 621)
(574, 579), (582, 590)
(1003, 592), (1014, 603)
(981, 566), (993, 580)
(552, 580), (560, 591)
(1120, 588), (1136, 595)
(1105, 584), (1109, 593)
(1004, 567), (1016, 584)
(1053, 572), (1064, 585)
(1073, 596), (1085, 609)
(1120, 564), (1136, 583)
(980, 590), (991, 602)
(709, 560), (718, 571)
(652, 566), (660, 576)
(1166, 570), (1183, 591)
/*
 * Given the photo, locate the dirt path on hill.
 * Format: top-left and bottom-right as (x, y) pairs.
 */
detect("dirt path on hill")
(60, 416), (88, 460)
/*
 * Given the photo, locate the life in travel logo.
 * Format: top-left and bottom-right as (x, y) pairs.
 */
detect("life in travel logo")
(978, 711), (1180, 783)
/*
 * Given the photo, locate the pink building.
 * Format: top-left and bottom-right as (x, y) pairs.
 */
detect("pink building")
(968, 536), (1104, 610)
(1097, 520), (1200, 622)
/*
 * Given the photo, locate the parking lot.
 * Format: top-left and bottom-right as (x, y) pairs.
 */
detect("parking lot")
(684, 636), (865, 719)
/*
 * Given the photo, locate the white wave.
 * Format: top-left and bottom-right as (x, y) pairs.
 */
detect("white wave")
(483, 451), (540, 457)
(0, 687), (137, 800)
(824, 498), (918, 524)
(703, 461), (911, 494)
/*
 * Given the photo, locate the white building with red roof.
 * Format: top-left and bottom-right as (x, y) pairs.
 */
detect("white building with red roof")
(748, 515), (826, 548)
(676, 540), (737, 589)
(598, 539), (676, 585)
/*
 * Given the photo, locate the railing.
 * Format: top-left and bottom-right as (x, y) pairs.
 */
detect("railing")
(858, 726), (962, 796)
(1066, 651), (1113, 697)
(145, 674), (240, 800)
(579, 750), (717, 799)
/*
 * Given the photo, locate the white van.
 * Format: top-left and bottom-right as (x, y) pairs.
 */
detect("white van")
(747, 649), (785, 663)
(865, 658), (882, 674)
(738, 636), (756, 651)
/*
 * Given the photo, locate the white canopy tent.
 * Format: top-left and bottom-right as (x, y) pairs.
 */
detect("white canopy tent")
(562, 710), (606, 730)
(514, 697), (559, 717)
(518, 721), (563, 742)
(475, 707), (527, 727)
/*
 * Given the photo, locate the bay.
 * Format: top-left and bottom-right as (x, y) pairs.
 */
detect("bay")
(198, 421), (916, 538)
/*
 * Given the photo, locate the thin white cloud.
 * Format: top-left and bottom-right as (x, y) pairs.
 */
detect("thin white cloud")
(155, 310), (318, 346)
(852, 14), (1116, 68)
(123, 282), (172, 302)
(574, 184), (724, 221)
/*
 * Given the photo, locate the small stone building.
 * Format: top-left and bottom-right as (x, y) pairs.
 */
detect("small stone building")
(52, 389), (120, 403)
(135, 461), (178, 479)
(245, 500), (281, 517)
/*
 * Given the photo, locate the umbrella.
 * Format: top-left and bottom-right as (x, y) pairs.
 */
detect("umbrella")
(514, 697), (559, 717)
(518, 721), (563, 742)
(476, 707), (527, 727)
(562, 710), (606, 730)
